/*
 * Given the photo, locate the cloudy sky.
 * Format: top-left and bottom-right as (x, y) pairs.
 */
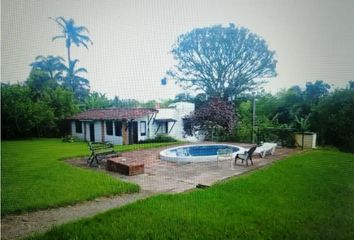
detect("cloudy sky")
(2, 0), (354, 101)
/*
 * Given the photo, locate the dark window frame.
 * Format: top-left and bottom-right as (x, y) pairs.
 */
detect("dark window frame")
(165, 122), (168, 134)
(106, 120), (113, 136)
(75, 120), (82, 133)
(140, 121), (146, 136)
(114, 121), (122, 136)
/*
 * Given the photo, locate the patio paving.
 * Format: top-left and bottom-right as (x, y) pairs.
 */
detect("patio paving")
(69, 142), (299, 193)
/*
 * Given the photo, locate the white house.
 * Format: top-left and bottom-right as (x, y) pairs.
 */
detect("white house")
(68, 102), (195, 145)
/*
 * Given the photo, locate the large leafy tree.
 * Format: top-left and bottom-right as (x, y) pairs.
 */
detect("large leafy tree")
(26, 69), (58, 100)
(304, 80), (330, 104)
(311, 89), (354, 151)
(167, 24), (277, 100)
(51, 17), (92, 101)
(1, 70), (78, 139)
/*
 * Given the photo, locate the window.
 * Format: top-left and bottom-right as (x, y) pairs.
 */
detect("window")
(140, 121), (146, 136)
(114, 121), (122, 136)
(75, 121), (82, 133)
(164, 122), (168, 134)
(106, 121), (113, 135)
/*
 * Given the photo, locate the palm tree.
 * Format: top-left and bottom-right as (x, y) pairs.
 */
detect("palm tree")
(62, 59), (90, 101)
(51, 17), (92, 101)
(51, 17), (93, 64)
(30, 55), (66, 81)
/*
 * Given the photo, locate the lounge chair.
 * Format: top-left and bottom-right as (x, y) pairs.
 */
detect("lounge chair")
(255, 142), (277, 158)
(235, 145), (257, 166)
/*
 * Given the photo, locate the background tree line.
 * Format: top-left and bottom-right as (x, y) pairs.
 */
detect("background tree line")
(179, 80), (354, 152)
(2, 21), (353, 152)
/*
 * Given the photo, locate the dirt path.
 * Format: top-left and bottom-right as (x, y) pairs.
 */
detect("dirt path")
(1, 191), (153, 240)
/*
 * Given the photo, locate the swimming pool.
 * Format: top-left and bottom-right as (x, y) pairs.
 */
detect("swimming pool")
(160, 144), (246, 162)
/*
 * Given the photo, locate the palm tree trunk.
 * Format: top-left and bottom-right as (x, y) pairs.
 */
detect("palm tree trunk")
(67, 45), (71, 64)
(67, 46), (73, 91)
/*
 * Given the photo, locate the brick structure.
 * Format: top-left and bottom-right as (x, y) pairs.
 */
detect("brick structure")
(106, 157), (144, 176)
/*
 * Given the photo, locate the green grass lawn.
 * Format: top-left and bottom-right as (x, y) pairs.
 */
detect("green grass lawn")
(28, 150), (354, 240)
(1, 138), (179, 216)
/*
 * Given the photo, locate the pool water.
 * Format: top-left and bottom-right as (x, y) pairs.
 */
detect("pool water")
(160, 144), (245, 162)
(171, 145), (239, 157)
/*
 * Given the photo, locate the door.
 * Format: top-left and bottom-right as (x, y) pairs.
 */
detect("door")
(89, 123), (95, 142)
(129, 121), (138, 144)
(132, 122), (138, 144)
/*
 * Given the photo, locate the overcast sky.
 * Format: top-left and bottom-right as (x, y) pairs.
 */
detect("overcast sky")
(2, 0), (354, 101)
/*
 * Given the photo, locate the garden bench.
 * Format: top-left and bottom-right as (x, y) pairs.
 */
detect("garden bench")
(87, 142), (120, 167)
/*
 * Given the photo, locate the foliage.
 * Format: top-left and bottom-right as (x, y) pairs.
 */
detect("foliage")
(29, 55), (66, 81)
(1, 83), (37, 138)
(139, 134), (177, 144)
(234, 100), (252, 142)
(110, 96), (140, 108)
(84, 91), (111, 109)
(26, 69), (58, 99)
(1, 139), (139, 216)
(167, 23), (277, 100)
(173, 92), (194, 103)
(311, 88), (354, 151)
(189, 98), (235, 140)
(1, 70), (78, 139)
(349, 80), (354, 90)
(29, 150), (354, 240)
(304, 80), (330, 104)
(61, 59), (90, 101)
(294, 114), (311, 132)
(61, 135), (76, 143)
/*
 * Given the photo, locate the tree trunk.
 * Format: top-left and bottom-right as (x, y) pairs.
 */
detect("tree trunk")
(66, 46), (73, 91)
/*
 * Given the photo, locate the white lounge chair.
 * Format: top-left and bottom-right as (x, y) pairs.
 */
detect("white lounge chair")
(255, 142), (277, 158)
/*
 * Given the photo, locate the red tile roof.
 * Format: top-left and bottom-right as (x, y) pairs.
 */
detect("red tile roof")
(68, 108), (157, 120)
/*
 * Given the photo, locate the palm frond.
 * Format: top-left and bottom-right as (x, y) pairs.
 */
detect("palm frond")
(52, 35), (66, 41)
(76, 26), (89, 33)
(74, 67), (88, 74)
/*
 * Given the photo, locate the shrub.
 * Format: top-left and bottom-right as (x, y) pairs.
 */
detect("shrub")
(139, 134), (177, 144)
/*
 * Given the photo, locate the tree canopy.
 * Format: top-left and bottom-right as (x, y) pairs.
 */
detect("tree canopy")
(167, 24), (277, 100)
(29, 55), (66, 81)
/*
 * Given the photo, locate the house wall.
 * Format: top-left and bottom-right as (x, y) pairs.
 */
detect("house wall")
(102, 120), (123, 145)
(84, 122), (90, 141)
(71, 121), (85, 140)
(153, 102), (195, 140)
(93, 121), (101, 142)
(70, 102), (194, 144)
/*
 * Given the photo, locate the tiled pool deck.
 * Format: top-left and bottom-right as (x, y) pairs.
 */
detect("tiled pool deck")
(69, 142), (299, 193)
